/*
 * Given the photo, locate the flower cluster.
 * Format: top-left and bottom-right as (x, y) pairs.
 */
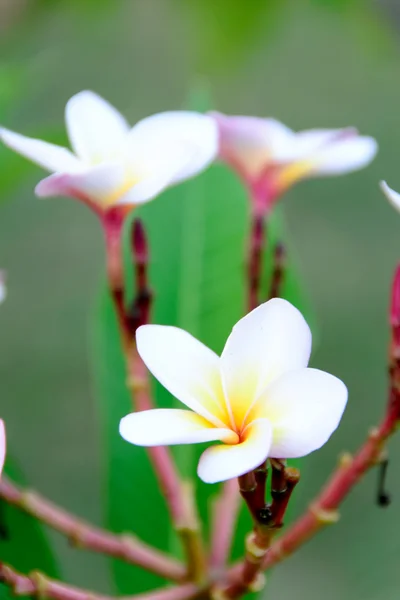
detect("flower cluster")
(0, 90), (380, 485)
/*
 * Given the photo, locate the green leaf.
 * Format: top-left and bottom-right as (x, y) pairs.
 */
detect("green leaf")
(0, 458), (59, 582)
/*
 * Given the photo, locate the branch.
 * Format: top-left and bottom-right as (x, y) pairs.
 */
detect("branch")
(0, 564), (200, 600)
(0, 477), (185, 582)
(209, 479), (240, 574)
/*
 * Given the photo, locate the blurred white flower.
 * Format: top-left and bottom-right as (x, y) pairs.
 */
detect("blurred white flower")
(0, 271), (6, 304)
(0, 420), (5, 478)
(211, 112), (377, 211)
(381, 181), (400, 213)
(120, 298), (347, 484)
(0, 91), (218, 211)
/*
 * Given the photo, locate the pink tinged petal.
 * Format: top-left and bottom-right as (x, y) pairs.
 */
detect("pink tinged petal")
(253, 368), (348, 459)
(0, 420), (5, 477)
(0, 128), (81, 173)
(380, 181), (400, 213)
(136, 325), (230, 428)
(220, 298), (312, 431)
(197, 418), (272, 484)
(125, 111), (218, 184)
(35, 163), (126, 205)
(65, 91), (130, 164)
(119, 409), (238, 447)
(210, 112), (294, 179)
(308, 134), (377, 177)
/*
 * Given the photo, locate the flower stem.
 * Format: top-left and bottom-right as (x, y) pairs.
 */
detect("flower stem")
(0, 477), (185, 581)
(102, 212), (204, 579)
(0, 563), (200, 600)
(247, 213), (265, 312)
(268, 242), (286, 299)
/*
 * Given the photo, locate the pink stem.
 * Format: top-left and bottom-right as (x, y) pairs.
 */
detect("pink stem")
(209, 479), (240, 573)
(0, 564), (200, 600)
(0, 477), (185, 582)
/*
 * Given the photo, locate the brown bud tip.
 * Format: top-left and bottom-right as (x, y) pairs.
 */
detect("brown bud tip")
(132, 219), (148, 263)
(390, 264), (400, 327)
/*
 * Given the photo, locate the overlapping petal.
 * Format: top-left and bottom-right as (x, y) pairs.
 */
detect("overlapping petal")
(248, 368), (348, 458)
(220, 298), (312, 430)
(197, 418), (272, 483)
(66, 91), (130, 164)
(136, 325), (230, 427)
(125, 111), (218, 184)
(35, 163), (126, 205)
(120, 409), (238, 447)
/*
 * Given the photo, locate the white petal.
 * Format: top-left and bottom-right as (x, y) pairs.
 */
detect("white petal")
(0, 127), (81, 173)
(35, 163), (125, 206)
(309, 135), (377, 176)
(380, 181), (400, 213)
(125, 111), (218, 183)
(117, 146), (193, 206)
(120, 409), (237, 447)
(220, 298), (312, 431)
(0, 420), (6, 477)
(65, 91), (130, 164)
(211, 112), (294, 178)
(136, 325), (230, 428)
(253, 368), (348, 458)
(0, 272), (6, 304)
(197, 418), (272, 484)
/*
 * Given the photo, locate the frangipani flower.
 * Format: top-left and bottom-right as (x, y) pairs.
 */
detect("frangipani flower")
(120, 298), (347, 484)
(0, 420), (5, 478)
(380, 181), (400, 212)
(0, 91), (218, 212)
(211, 112), (377, 213)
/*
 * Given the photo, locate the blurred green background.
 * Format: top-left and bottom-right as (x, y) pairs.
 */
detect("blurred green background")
(1, 0), (400, 598)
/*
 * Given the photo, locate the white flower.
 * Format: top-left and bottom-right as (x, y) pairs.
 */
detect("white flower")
(380, 181), (400, 213)
(0, 91), (218, 210)
(211, 112), (377, 202)
(0, 271), (6, 304)
(0, 420), (5, 478)
(120, 298), (347, 484)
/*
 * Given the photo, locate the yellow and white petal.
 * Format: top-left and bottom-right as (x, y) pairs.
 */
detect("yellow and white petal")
(381, 181), (400, 213)
(136, 325), (230, 428)
(0, 128), (81, 173)
(0, 420), (5, 477)
(197, 418), (272, 484)
(65, 91), (130, 164)
(308, 134), (377, 177)
(35, 163), (125, 205)
(117, 145), (193, 206)
(119, 409), (238, 447)
(125, 111), (218, 184)
(252, 368), (347, 459)
(210, 112), (293, 179)
(220, 298), (312, 431)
